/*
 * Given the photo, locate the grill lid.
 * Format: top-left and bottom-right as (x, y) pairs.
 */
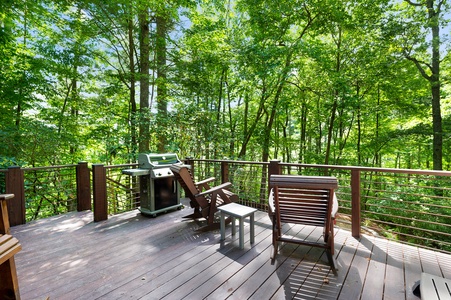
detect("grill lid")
(122, 153), (182, 177)
(138, 153), (181, 169)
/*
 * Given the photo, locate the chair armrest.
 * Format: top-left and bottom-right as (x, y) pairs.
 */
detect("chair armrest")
(0, 194), (14, 235)
(0, 194), (14, 201)
(195, 182), (232, 197)
(331, 192), (338, 218)
(195, 177), (216, 191)
(268, 189), (275, 215)
(195, 177), (216, 186)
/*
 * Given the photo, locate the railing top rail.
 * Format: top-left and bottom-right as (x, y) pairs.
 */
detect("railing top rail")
(1, 164), (78, 172)
(104, 163), (137, 169)
(3, 160), (450, 177)
(278, 162), (451, 176)
(188, 158), (451, 177)
(187, 158), (270, 166)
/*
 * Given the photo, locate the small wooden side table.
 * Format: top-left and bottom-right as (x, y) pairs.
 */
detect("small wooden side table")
(218, 203), (257, 249)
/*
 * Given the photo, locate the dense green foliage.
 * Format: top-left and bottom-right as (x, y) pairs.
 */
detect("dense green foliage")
(1, 0), (450, 170)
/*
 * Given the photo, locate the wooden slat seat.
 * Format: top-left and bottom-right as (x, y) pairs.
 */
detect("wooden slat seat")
(0, 234), (21, 265)
(269, 175), (338, 275)
(0, 194), (22, 299)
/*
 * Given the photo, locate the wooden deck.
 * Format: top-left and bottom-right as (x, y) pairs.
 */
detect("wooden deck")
(10, 198), (451, 300)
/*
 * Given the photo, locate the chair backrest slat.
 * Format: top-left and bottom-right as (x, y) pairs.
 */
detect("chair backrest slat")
(270, 175), (338, 228)
(269, 174), (338, 274)
(171, 165), (208, 208)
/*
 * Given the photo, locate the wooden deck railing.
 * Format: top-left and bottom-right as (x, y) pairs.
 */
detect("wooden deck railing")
(0, 163), (91, 224)
(186, 158), (451, 254)
(1, 159), (450, 253)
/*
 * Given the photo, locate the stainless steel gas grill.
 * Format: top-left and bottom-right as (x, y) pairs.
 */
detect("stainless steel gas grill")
(122, 153), (183, 216)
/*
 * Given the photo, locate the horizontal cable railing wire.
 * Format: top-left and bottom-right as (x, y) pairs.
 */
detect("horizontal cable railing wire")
(359, 171), (451, 253)
(23, 165), (78, 222)
(2, 159), (450, 253)
(190, 160), (269, 209)
(104, 164), (140, 215)
(191, 159), (451, 254)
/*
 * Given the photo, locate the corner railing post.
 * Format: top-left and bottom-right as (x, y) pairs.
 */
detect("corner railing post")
(76, 162), (91, 211)
(268, 160), (281, 195)
(5, 166), (25, 226)
(184, 157), (195, 177)
(221, 160), (229, 184)
(269, 160), (281, 176)
(92, 164), (108, 222)
(351, 169), (361, 238)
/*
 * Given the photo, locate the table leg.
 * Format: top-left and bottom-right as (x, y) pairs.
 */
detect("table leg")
(250, 213), (255, 244)
(220, 211), (225, 241)
(239, 217), (244, 249)
(231, 217), (236, 236)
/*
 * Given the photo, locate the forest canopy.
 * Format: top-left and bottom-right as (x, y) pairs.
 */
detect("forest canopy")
(1, 0), (450, 170)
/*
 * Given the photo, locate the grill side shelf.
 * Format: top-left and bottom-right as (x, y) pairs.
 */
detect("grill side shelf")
(122, 169), (151, 176)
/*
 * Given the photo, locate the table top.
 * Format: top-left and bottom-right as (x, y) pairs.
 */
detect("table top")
(218, 203), (257, 217)
(420, 273), (451, 300)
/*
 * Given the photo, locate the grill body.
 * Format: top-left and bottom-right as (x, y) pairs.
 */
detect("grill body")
(123, 153), (183, 217)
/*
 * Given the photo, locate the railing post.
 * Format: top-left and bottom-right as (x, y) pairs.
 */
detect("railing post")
(221, 161), (229, 184)
(184, 157), (195, 174)
(92, 164), (108, 222)
(76, 162), (91, 211)
(5, 167), (25, 226)
(269, 160), (281, 176)
(351, 169), (361, 238)
(268, 160), (281, 195)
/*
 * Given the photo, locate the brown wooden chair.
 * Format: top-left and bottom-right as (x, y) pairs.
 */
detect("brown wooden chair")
(170, 164), (238, 229)
(269, 175), (338, 275)
(0, 194), (22, 299)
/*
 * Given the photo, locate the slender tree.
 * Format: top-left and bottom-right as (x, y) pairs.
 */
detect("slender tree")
(401, 0), (448, 170)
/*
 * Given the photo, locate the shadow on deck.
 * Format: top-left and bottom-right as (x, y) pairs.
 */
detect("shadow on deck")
(10, 198), (451, 300)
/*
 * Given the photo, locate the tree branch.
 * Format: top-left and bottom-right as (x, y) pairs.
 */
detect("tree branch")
(404, 0), (423, 6)
(404, 54), (432, 81)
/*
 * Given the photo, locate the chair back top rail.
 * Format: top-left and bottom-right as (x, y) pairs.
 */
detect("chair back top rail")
(269, 174), (338, 189)
(270, 175), (338, 227)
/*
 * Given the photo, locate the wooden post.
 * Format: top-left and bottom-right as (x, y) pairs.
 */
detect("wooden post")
(0, 194), (21, 299)
(92, 164), (108, 222)
(5, 167), (25, 226)
(268, 160), (281, 196)
(221, 161), (229, 184)
(351, 169), (361, 238)
(269, 160), (281, 177)
(184, 157), (195, 174)
(76, 162), (91, 211)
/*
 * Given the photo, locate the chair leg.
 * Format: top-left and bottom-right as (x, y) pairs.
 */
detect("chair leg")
(326, 250), (338, 276)
(329, 222), (335, 255)
(0, 258), (20, 300)
(270, 228), (279, 264)
(270, 241), (278, 264)
(183, 206), (203, 219)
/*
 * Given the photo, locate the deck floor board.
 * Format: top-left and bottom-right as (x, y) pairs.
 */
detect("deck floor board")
(10, 198), (450, 300)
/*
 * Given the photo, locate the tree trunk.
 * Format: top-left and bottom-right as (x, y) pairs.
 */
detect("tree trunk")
(139, 8), (150, 153)
(324, 26), (341, 166)
(404, 0), (443, 170)
(238, 89), (267, 158)
(156, 14), (168, 152)
(128, 15), (137, 158)
(430, 3), (442, 171)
